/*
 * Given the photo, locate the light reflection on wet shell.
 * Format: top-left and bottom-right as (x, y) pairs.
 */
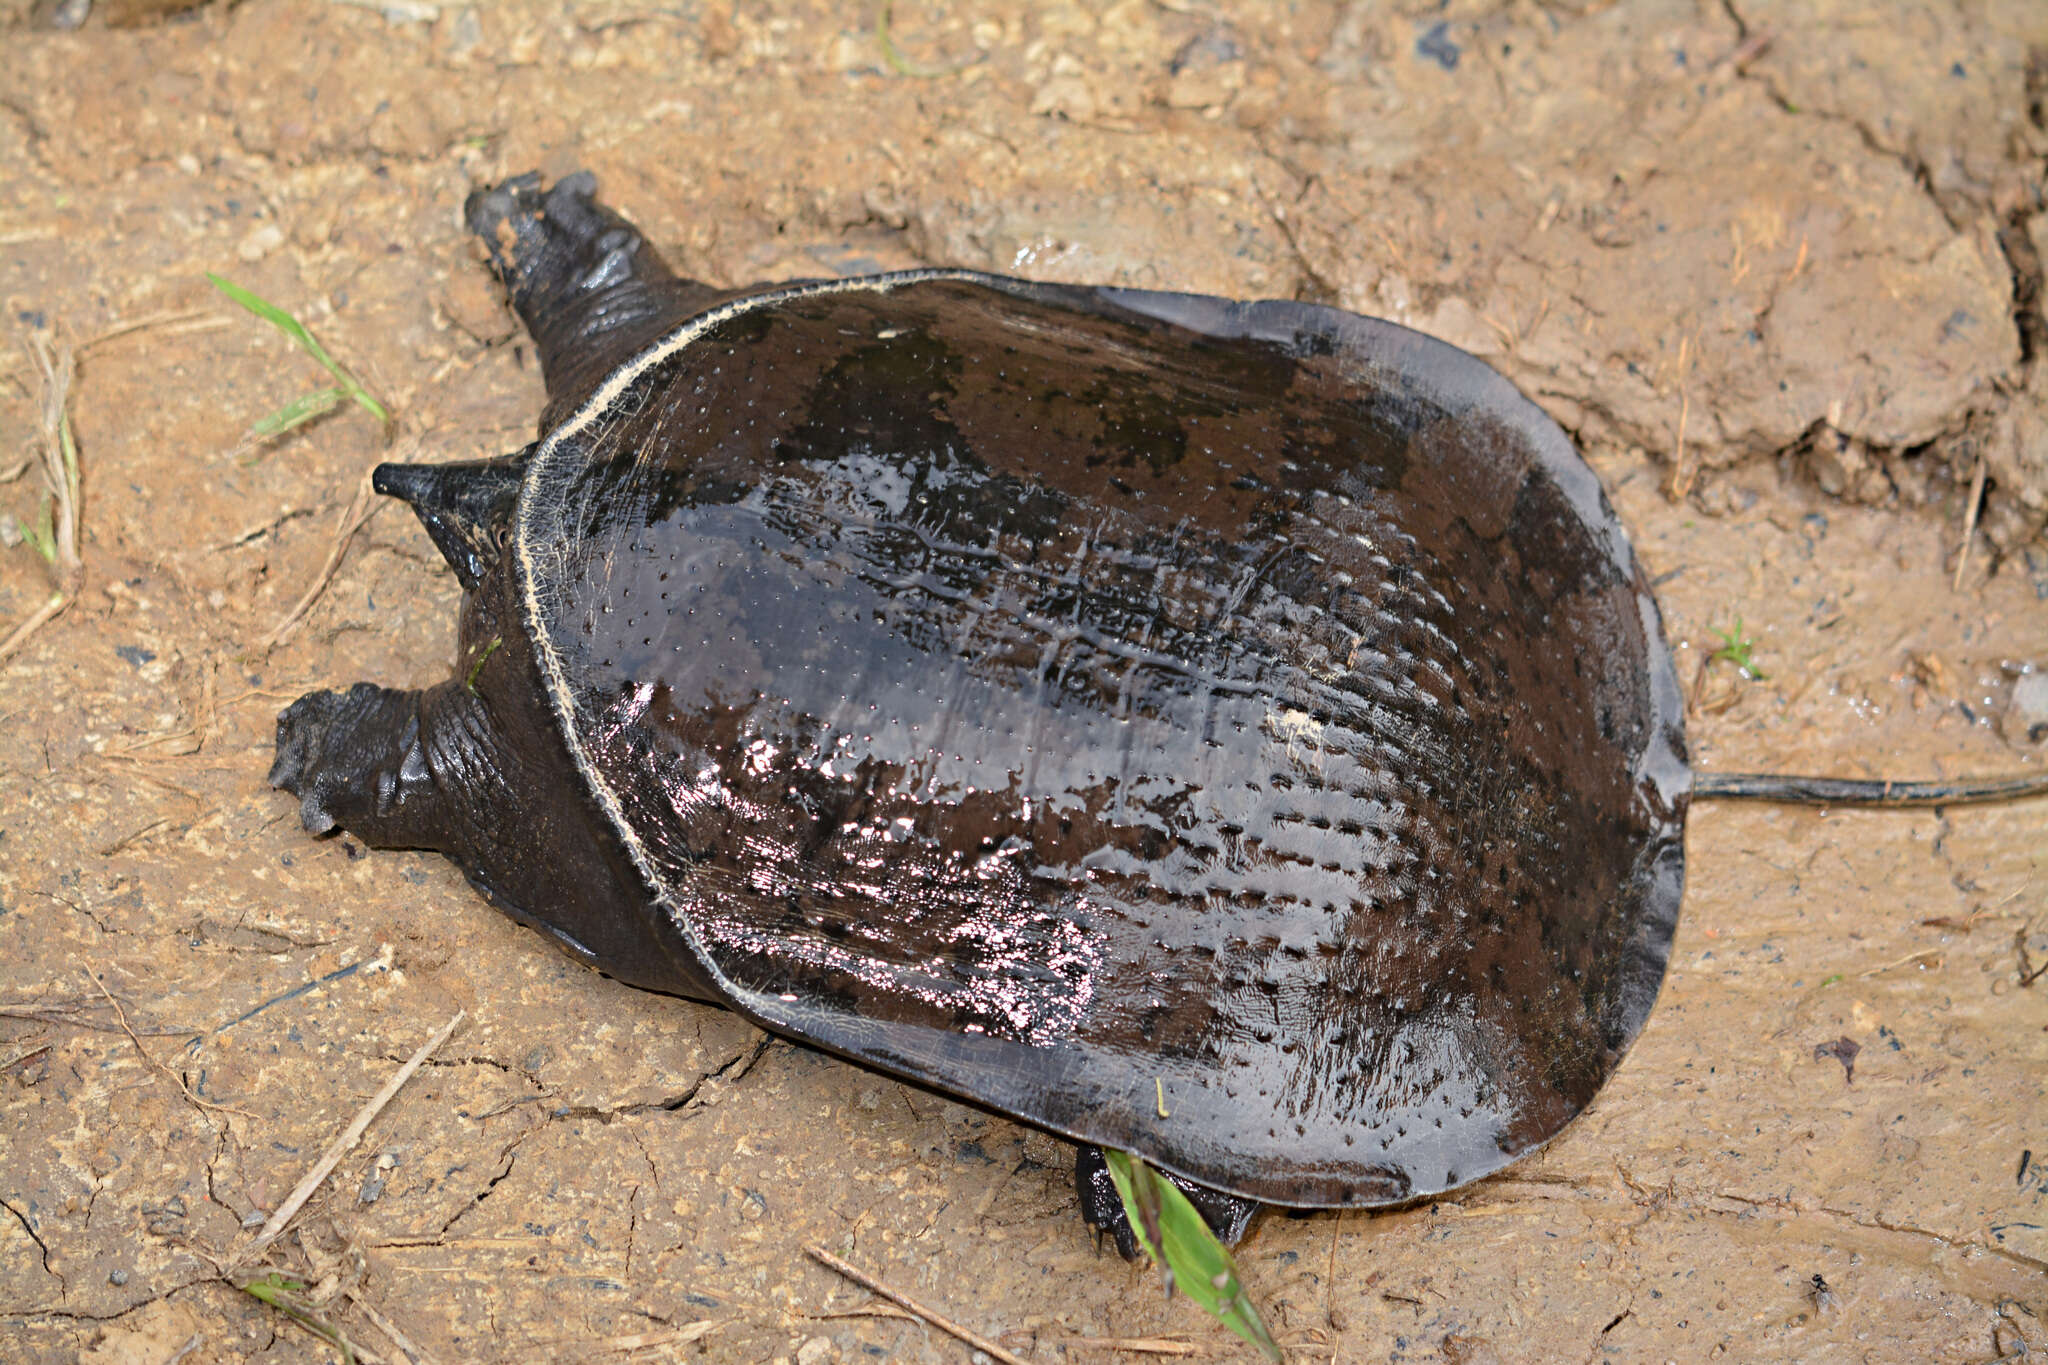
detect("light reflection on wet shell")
(520, 275), (1689, 1206)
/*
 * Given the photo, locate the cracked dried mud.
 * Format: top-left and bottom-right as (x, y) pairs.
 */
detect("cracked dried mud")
(2, 1), (2046, 1361)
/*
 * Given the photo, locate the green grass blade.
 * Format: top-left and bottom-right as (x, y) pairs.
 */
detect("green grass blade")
(22, 495), (57, 564)
(1104, 1150), (1284, 1363)
(875, 2), (969, 78)
(208, 273), (392, 427)
(208, 273), (340, 369)
(251, 386), (347, 439)
(1708, 614), (1767, 680)
(464, 635), (504, 693)
(238, 1274), (357, 1364)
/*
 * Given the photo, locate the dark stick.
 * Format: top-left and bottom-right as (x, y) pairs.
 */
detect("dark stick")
(1693, 771), (2048, 807)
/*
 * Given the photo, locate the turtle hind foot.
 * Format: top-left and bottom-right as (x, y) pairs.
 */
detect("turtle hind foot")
(271, 682), (448, 846)
(1073, 1145), (1262, 1263)
(464, 171), (706, 412)
(464, 171), (670, 313)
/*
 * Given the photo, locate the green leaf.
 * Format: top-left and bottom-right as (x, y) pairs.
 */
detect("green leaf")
(1103, 1150), (1284, 1363)
(1708, 615), (1767, 680)
(207, 273), (391, 427)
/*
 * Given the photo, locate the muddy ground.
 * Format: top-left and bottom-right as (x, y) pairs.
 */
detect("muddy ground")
(2, 1), (2046, 1361)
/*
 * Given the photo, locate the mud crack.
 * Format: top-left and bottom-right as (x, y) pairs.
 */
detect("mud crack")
(433, 1138), (526, 1241)
(1, 1194), (62, 1295)
(537, 1033), (773, 1127)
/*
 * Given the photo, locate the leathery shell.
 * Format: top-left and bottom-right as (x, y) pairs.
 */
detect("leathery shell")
(514, 269), (1689, 1207)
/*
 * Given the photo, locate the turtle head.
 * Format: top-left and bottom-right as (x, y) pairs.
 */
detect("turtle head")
(373, 454), (527, 589)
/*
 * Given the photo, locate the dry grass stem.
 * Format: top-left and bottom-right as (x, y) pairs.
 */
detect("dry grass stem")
(79, 308), (227, 356)
(1664, 334), (1695, 500)
(262, 467), (385, 650)
(1953, 449), (1987, 590)
(804, 1244), (1030, 1365)
(241, 1009), (465, 1262)
(82, 968), (257, 1120)
(2, 333), (83, 665)
(811, 1302), (921, 1322)
(346, 1288), (443, 1365)
(28, 334), (81, 584)
(1860, 947), (1943, 978)
(0, 591), (70, 666)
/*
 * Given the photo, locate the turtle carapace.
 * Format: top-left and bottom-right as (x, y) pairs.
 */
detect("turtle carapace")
(271, 172), (1691, 1254)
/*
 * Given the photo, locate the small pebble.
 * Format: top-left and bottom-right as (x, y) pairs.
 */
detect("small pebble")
(2008, 672), (2048, 741)
(109, 1268), (129, 1285)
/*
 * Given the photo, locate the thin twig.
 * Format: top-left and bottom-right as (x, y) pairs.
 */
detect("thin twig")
(212, 505), (314, 552)
(82, 968), (256, 1120)
(1859, 947), (1943, 978)
(1042, 1337), (1207, 1356)
(810, 1303), (920, 1323)
(0, 1041), (53, 1072)
(1953, 448), (1988, 590)
(78, 308), (226, 356)
(0, 591), (69, 666)
(0, 1003), (189, 1036)
(346, 1288), (444, 1365)
(527, 1319), (722, 1353)
(241, 1010), (465, 1262)
(1664, 334), (1694, 500)
(804, 1244), (1029, 1365)
(262, 468), (385, 650)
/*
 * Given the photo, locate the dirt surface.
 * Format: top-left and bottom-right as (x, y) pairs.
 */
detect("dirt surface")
(3, 2), (2047, 1362)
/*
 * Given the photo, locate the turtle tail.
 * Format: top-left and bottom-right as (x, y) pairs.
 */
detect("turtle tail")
(372, 455), (526, 590)
(465, 172), (713, 420)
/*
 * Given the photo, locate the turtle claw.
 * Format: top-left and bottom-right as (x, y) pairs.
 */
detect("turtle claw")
(464, 171), (632, 310)
(1074, 1146), (1144, 1262)
(1072, 1145), (1263, 1263)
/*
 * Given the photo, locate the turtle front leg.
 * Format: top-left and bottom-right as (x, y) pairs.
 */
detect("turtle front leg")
(270, 657), (719, 1004)
(1073, 1145), (1263, 1261)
